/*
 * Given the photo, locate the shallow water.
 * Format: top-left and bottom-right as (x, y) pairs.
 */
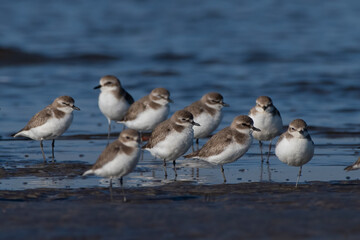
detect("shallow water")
(0, 0), (360, 190)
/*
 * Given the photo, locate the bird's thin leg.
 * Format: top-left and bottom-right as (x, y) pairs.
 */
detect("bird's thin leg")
(296, 166), (302, 188)
(163, 159), (167, 179)
(196, 138), (199, 150)
(221, 165), (226, 183)
(259, 141), (264, 162)
(107, 119), (111, 144)
(120, 177), (127, 202)
(109, 178), (113, 202)
(173, 160), (177, 177)
(260, 160), (263, 182)
(51, 139), (55, 163)
(140, 132), (144, 161)
(266, 140), (272, 164)
(267, 162), (272, 182)
(40, 140), (46, 162)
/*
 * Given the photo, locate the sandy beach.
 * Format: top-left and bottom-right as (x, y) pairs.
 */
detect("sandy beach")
(1, 180), (360, 239)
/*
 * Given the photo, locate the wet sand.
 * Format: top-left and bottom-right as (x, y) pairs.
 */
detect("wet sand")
(1, 181), (360, 239)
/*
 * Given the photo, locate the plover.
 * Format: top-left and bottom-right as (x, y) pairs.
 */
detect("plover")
(185, 115), (260, 183)
(12, 96), (80, 162)
(344, 157), (360, 171)
(142, 110), (199, 177)
(275, 119), (314, 187)
(83, 129), (141, 202)
(184, 92), (229, 148)
(94, 75), (134, 141)
(249, 96), (283, 163)
(119, 88), (172, 135)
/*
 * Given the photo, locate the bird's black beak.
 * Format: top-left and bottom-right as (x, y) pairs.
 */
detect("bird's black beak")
(192, 120), (200, 126)
(72, 105), (80, 111)
(252, 126), (261, 132)
(222, 102), (230, 107)
(299, 129), (307, 135)
(94, 85), (101, 89)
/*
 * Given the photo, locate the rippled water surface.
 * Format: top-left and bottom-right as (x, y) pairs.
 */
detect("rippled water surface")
(0, 0), (359, 190)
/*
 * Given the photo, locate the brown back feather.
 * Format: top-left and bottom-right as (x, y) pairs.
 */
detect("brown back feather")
(92, 140), (134, 170)
(123, 95), (149, 121)
(142, 119), (173, 149)
(186, 127), (233, 158)
(16, 106), (53, 133)
(184, 100), (205, 116)
(184, 100), (217, 117)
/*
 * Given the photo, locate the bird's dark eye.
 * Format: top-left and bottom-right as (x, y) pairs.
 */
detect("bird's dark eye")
(182, 118), (186, 121)
(105, 82), (112, 85)
(126, 136), (130, 140)
(242, 123), (248, 127)
(62, 102), (68, 105)
(291, 127), (296, 131)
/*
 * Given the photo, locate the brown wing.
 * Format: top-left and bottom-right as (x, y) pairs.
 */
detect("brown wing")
(272, 107), (281, 118)
(344, 157), (360, 171)
(142, 119), (172, 149)
(92, 141), (122, 170)
(123, 89), (134, 104)
(184, 101), (205, 116)
(16, 106), (52, 133)
(186, 127), (233, 158)
(123, 95), (149, 121)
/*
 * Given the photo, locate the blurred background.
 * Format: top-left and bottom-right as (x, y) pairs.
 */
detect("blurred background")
(0, 0), (359, 187)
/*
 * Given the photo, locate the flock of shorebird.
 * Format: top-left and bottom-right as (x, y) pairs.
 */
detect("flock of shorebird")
(11, 75), (359, 201)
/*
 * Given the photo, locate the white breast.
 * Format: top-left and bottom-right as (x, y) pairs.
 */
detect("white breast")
(98, 91), (129, 121)
(94, 149), (140, 178)
(146, 126), (194, 161)
(250, 112), (282, 141)
(193, 111), (222, 139)
(275, 137), (314, 167)
(19, 113), (73, 140)
(124, 105), (169, 132)
(203, 136), (252, 165)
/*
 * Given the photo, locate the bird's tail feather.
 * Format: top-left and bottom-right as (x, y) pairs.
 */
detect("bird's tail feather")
(344, 165), (355, 171)
(11, 130), (23, 138)
(184, 151), (199, 159)
(82, 169), (94, 176)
